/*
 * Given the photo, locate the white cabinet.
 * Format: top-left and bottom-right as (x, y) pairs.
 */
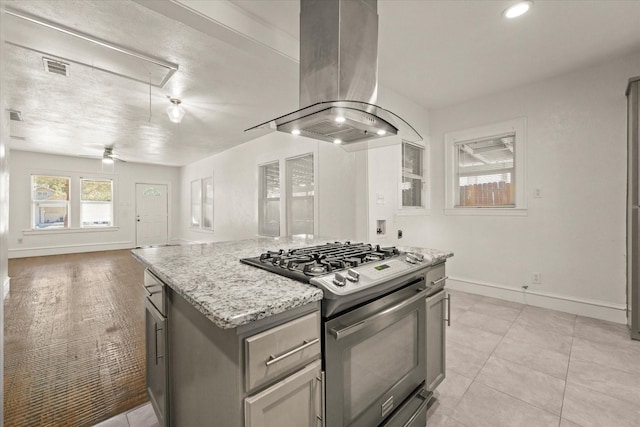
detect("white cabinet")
(425, 290), (447, 392)
(245, 360), (323, 427)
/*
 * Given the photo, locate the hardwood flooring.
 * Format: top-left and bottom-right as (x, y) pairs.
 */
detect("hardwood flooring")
(4, 250), (148, 427)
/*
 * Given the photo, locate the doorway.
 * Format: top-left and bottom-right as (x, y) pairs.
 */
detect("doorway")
(135, 183), (168, 247)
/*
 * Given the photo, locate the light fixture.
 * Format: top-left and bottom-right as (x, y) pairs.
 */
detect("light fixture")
(102, 148), (115, 164)
(335, 116), (346, 123)
(167, 98), (185, 123)
(102, 156), (114, 165)
(503, 1), (532, 19)
(291, 129), (301, 135)
(334, 139), (342, 144)
(376, 129), (387, 136)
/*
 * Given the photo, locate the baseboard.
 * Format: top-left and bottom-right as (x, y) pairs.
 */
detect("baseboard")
(8, 241), (135, 259)
(3, 277), (9, 300)
(446, 277), (627, 324)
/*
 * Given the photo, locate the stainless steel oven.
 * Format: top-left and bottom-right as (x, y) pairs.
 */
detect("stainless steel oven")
(324, 278), (428, 427)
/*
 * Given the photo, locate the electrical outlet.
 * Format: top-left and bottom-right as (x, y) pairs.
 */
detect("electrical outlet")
(397, 230), (403, 239)
(532, 272), (541, 284)
(17, 238), (23, 244)
(534, 188), (542, 198)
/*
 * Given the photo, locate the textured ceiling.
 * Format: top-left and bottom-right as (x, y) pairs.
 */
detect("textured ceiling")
(2, 0), (640, 167)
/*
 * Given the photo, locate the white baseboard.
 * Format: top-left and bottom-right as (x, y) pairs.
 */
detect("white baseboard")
(447, 277), (627, 324)
(8, 241), (135, 259)
(3, 277), (9, 300)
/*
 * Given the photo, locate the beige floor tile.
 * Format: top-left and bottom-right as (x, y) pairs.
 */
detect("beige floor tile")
(427, 402), (469, 426)
(562, 383), (640, 427)
(450, 382), (559, 427)
(446, 290), (484, 311)
(446, 341), (491, 379)
(560, 418), (584, 427)
(571, 337), (640, 375)
(479, 295), (524, 310)
(467, 301), (522, 322)
(503, 322), (573, 355)
(514, 305), (576, 337)
(574, 315), (632, 346)
(126, 403), (159, 427)
(492, 336), (569, 380)
(566, 358), (640, 405)
(475, 356), (565, 415)
(432, 370), (473, 412)
(93, 414), (129, 427)
(447, 323), (503, 355)
(455, 310), (513, 336)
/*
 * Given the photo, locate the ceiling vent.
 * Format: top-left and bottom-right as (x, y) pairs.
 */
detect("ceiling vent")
(43, 57), (69, 77)
(8, 109), (23, 121)
(10, 135), (26, 141)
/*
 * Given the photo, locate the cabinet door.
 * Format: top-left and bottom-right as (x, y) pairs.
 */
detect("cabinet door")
(245, 360), (322, 427)
(426, 290), (446, 392)
(145, 298), (168, 427)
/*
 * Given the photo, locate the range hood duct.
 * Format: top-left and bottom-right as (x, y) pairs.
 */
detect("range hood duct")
(246, 0), (421, 150)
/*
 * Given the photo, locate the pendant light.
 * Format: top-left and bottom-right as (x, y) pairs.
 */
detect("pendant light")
(167, 98), (185, 123)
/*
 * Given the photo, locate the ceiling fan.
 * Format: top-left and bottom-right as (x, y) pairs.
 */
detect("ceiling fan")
(101, 147), (126, 164)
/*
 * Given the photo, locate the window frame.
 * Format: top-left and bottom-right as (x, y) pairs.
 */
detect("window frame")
(31, 174), (71, 230)
(444, 117), (527, 216)
(398, 140), (430, 215)
(258, 161), (281, 237)
(190, 177), (214, 231)
(285, 152), (317, 237)
(79, 177), (114, 228)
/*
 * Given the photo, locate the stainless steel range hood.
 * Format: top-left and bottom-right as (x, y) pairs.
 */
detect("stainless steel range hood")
(246, 0), (421, 150)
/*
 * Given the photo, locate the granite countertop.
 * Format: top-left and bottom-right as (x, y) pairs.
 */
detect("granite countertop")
(132, 236), (453, 329)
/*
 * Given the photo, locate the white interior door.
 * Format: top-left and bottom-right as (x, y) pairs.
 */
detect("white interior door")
(136, 183), (168, 247)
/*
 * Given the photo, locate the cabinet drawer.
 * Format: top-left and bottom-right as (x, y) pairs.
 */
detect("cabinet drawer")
(245, 311), (320, 392)
(426, 263), (446, 290)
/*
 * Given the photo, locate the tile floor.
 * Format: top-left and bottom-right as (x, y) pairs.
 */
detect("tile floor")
(95, 289), (640, 427)
(427, 290), (640, 427)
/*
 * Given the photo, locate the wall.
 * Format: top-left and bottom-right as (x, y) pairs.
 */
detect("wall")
(178, 131), (363, 243)
(371, 52), (640, 323)
(8, 150), (180, 258)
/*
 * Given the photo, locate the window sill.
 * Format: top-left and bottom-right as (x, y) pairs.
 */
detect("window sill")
(23, 227), (120, 235)
(444, 208), (528, 216)
(397, 208), (430, 217)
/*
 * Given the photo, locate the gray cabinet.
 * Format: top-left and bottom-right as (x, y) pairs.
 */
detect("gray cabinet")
(144, 271), (168, 427)
(425, 290), (447, 392)
(245, 360), (323, 427)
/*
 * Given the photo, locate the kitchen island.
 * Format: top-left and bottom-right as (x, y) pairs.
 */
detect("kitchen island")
(132, 236), (453, 427)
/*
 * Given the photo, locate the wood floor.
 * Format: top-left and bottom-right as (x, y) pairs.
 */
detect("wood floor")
(4, 250), (148, 427)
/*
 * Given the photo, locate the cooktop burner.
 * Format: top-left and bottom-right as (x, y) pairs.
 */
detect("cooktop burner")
(240, 242), (400, 283)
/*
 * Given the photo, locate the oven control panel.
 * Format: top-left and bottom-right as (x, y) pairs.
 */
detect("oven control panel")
(311, 256), (432, 296)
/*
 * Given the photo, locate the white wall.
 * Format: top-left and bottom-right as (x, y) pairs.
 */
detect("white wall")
(1, 1), (8, 422)
(370, 52), (640, 323)
(178, 131), (363, 243)
(8, 150), (180, 258)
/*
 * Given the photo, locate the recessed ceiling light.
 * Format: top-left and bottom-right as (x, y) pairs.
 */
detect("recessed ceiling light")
(333, 139), (342, 144)
(335, 116), (346, 123)
(376, 129), (386, 136)
(503, 1), (532, 19)
(291, 129), (301, 135)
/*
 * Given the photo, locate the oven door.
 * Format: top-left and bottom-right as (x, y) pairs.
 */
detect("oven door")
(324, 281), (427, 427)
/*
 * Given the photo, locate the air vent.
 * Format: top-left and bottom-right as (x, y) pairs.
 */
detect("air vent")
(8, 109), (22, 121)
(43, 57), (69, 76)
(10, 135), (26, 141)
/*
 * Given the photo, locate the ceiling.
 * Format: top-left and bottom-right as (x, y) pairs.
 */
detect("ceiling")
(3, 0), (640, 167)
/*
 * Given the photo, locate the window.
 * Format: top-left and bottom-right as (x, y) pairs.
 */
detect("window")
(190, 177), (214, 230)
(445, 117), (527, 214)
(401, 142), (425, 209)
(259, 162), (280, 236)
(190, 180), (201, 227)
(202, 177), (214, 229)
(31, 175), (70, 229)
(286, 154), (314, 236)
(80, 178), (113, 227)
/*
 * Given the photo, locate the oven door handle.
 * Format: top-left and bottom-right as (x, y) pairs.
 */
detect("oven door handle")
(330, 289), (427, 340)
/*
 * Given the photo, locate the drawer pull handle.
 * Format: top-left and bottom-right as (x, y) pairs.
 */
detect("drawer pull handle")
(265, 338), (320, 366)
(431, 276), (448, 287)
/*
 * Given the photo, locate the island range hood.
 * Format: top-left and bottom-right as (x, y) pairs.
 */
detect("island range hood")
(246, 0), (422, 150)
